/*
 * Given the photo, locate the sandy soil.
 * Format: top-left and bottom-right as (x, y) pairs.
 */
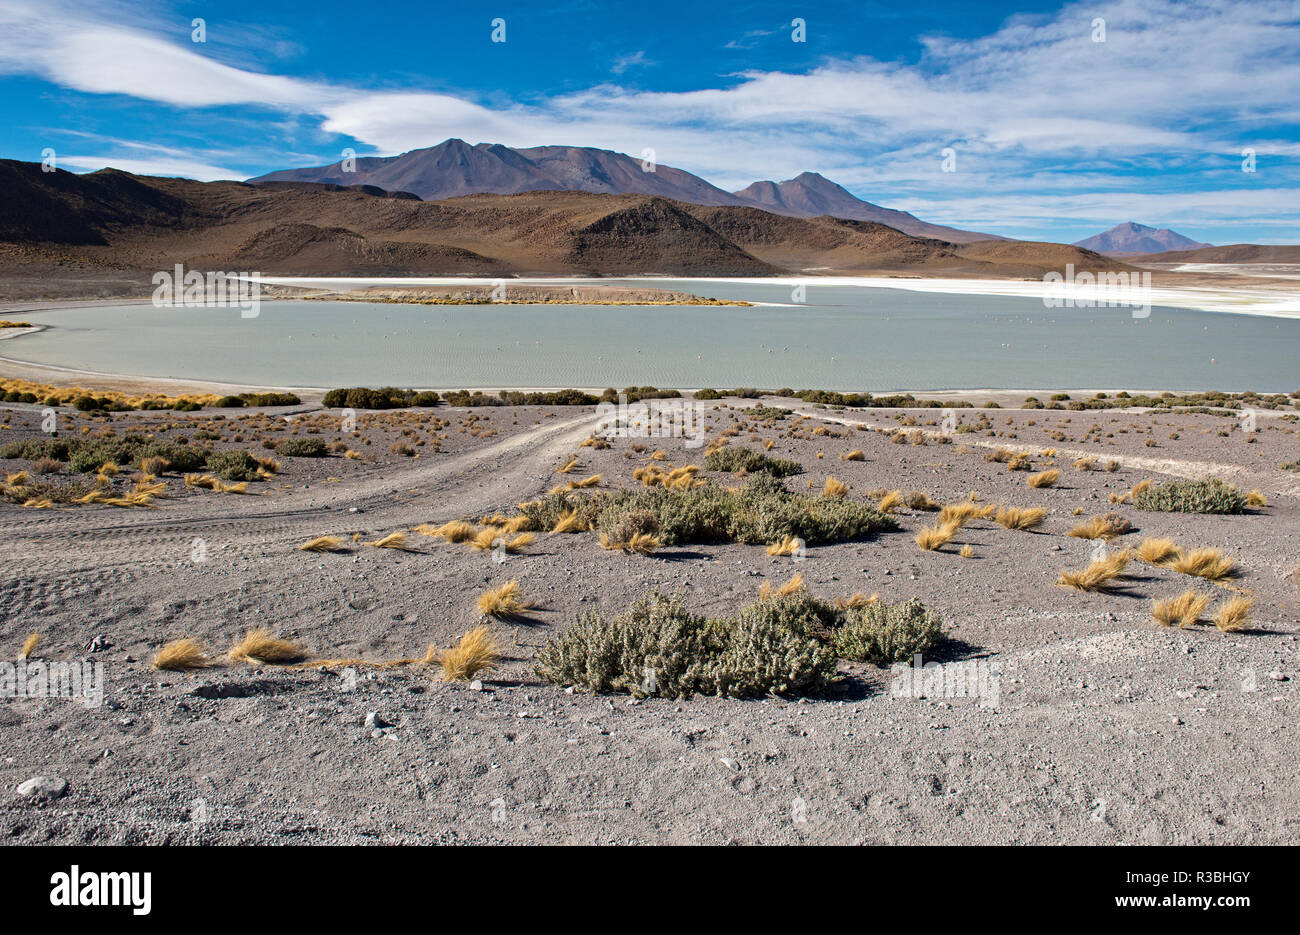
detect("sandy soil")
(1, 396), (1297, 844)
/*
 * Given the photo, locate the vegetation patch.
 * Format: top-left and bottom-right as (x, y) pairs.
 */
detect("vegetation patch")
(1134, 478), (1247, 514)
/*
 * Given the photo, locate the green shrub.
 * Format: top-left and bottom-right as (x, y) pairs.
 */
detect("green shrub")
(694, 388), (721, 400)
(43, 396), (61, 407)
(139, 441), (207, 473)
(239, 392), (301, 406)
(0, 437), (75, 461)
(704, 446), (803, 476)
(1134, 478), (1247, 514)
(412, 391), (440, 407)
(833, 598), (945, 664)
(535, 593), (839, 699)
(205, 449), (260, 481)
(275, 437), (328, 457)
(173, 399), (201, 411)
(524, 474), (895, 547)
(73, 395), (99, 411)
(215, 395), (247, 408)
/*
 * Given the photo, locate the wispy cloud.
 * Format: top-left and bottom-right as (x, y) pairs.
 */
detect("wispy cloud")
(3, 0), (1298, 239)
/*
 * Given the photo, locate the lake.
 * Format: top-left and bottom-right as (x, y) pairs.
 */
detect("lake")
(7, 280), (1299, 391)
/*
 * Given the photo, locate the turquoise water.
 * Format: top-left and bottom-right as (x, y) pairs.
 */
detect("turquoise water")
(7, 281), (1299, 391)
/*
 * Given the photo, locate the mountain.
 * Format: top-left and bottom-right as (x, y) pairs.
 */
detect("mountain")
(251, 139), (748, 207)
(731, 172), (1003, 243)
(1127, 243), (1300, 264)
(1073, 222), (1211, 255)
(0, 159), (1128, 288)
(250, 141), (999, 242)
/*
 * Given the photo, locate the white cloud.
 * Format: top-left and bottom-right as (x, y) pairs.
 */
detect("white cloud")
(2, 0), (1298, 236)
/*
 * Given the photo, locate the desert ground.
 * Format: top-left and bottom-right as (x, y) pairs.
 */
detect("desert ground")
(1, 389), (1297, 845)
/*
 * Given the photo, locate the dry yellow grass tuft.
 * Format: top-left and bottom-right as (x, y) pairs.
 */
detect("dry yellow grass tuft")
(550, 509), (589, 534)
(22, 498), (55, 509)
(152, 637), (212, 671)
(469, 528), (502, 551)
(1151, 590), (1210, 628)
(1214, 596), (1254, 632)
(344, 449), (362, 460)
(1057, 552), (1131, 592)
(505, 532), (535, 553)
(298, 535), (342, 552)
(599, 532), (662, 554)
(939, 501), (988, 527)
(915, 524), (956, 551)
(555, 457), (579, 474)
(877, 490), (902, 513)
(96, 461), (120, 477)
(1067, 512), (1131, 540)
(758, 572), (806, 600)
(823, 476), (849, 498)
(418, 520), (475, 543)
(1246, 490), (1268, 507)
(6, 471), (28, 486)
(995, 506), (1046, 530)
(649, 450), (668, 461)
(434, 625), (499, 681)
(840, 449), (865, 461)
(184, 473), (218, 489)
(960, 544), (975, 559)
(230, 626), (307, 664)
(1168, 548), (1236, 583)
(19, 632), (39, 660)
(1027, 469), (1061, 488)
(766, 534), (803, 557)
(833, 592), (879, 610)
(1072, 456), (1097, 471)
(564, 474), (603, 491)
(366, 531), (410, 550)
(1135, 537), (1181, 565)
(476, 581), (532, 618)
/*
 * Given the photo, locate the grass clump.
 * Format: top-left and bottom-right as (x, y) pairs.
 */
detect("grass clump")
(1214, 596), (1253, 632)
(434, 625), (499, 681)
(832, 598), (945, 665)
(1168, 548), (1236, 583)
(230, 627), (307, 664)
(1027, 469), (1061, 488)
(1067, 512), (1131, 540)
(298, 535), (343, 552)
(1151, 590), (1210, 628)
(152, 637), (212, 671)
(477, 580), (533, 619)
(1057, 552), (1131, 592)
(274, 437), (329, 458)
(1135, 537), (1181, 565)
(1134, 478), (1246, 514)
(995, 506), (1046, 530)
(915, 524), (956, 551)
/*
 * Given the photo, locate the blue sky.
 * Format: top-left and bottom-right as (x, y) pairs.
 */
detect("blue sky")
(2, 0), (1298, 243)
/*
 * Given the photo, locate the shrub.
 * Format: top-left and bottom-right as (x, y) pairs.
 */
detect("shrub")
(275, 437), (328, 457)
(704, 446), (803, 476)
(833, 598), (945, 664)
(535, 592), (839, 699)
(215, 395), (247, 408)
(139, 441), (206, 473)
(239, 392), (301, 406)
(73, 395), (99, 411)
(205, 449), (260, 481)
(1134, 478), (1247, 514)
(412, 391), (440, 407)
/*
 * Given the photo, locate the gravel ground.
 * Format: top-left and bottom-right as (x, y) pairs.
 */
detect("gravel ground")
(1, 397), (1297, 844)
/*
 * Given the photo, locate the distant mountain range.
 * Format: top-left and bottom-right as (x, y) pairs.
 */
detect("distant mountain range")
(0, 158), (1122, 284)
(249, 139), (1004, 244)
(1073, 222), (1211, 255)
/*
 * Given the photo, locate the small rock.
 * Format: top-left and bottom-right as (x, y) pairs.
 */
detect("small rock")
(1269, 672), (1288, 682)
(469, 679), (483, 692)
(364, 712), (390, 730)
(17, 776), (66, 800)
